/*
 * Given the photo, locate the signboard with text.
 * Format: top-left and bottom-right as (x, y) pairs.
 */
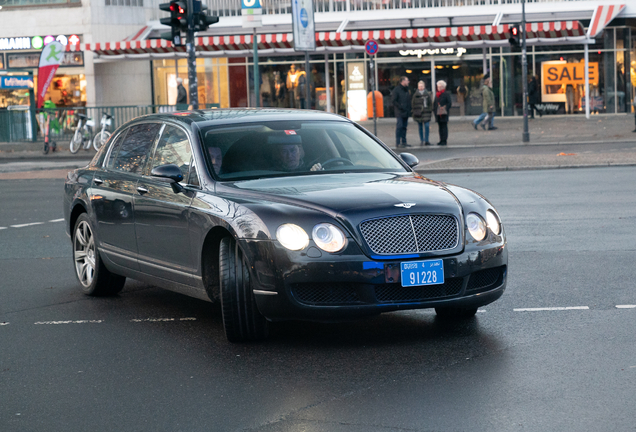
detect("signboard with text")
(346, 61), (367, 121)
(541, 60), (599, 103)
(291, 0), (315, 51)
(0, 76), (33, 89)
(241, 0), (263, 28)
(7, 52), (84, 69)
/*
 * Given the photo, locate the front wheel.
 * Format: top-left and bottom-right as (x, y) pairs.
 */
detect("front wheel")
(219, 237), (268, 342)
(69, 129), (82, 154)
(72, 213), (126, 296)
(93, 130), (111, 151)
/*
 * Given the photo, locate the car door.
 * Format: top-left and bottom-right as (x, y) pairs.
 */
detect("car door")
(91, 122), (162, 270)
(134, 124), (198, 286)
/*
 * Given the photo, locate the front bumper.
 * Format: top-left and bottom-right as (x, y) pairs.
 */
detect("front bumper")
(242, 239), (508, 322)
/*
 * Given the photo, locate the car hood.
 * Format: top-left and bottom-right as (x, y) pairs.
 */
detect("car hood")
(219, 172), (463, 223)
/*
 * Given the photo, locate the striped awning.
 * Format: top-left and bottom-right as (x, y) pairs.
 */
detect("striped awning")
(587, 4), (625, 39)
(67, 21), (588, 58)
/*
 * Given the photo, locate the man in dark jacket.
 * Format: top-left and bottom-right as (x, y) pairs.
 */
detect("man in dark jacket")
(391, 76), (411, 148)
(528, 75), (541, 119)
(176, 77), (188, 109)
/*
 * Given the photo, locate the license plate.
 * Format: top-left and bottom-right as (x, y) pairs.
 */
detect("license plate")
(400, 259), (444, 287)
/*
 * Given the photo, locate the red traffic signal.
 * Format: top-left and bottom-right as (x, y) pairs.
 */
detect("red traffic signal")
(511, 26), (518, 36)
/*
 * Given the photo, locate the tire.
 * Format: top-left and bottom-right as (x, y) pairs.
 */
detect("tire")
(72, 213), (126, 296)
(219, 237), (268, 342)
(69, 129), (82, 154)
(435, 307), (478, 320)
(93, 130), (111, 151)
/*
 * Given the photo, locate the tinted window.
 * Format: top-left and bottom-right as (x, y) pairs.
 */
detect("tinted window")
(151, 126), (193, 181)
(112, 123), (161, 173)
(105, 129), (128, 169)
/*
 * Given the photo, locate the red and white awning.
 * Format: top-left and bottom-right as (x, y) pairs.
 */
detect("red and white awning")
(67, 21), (587, 59)
(587, 4), (625, 39)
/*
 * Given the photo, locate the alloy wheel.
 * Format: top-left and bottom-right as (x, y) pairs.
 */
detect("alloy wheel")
(74, 221), (96, 287)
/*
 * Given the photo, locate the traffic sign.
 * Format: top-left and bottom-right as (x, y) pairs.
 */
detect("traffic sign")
(365, 39), (379, 56)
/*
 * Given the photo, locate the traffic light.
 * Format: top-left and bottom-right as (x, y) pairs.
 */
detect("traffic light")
(159, 0), (187, 45)
(192, 0), (219, 32)
(508, 24), (520, 48)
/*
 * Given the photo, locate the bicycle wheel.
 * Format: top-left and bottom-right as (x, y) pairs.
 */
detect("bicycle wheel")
(83, 129), (93, 151)
(69, 129), (82, 154)
(93, 130), (111, 151)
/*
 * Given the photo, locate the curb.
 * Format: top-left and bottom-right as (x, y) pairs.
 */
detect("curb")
(415, 162), (636, 174)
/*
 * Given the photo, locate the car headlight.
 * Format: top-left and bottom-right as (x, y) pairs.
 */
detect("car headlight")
(276, 224), (309, 251)
(312, 223), (346, 253)
(466, 213), (487, 241)
(486, 210), (501, 235)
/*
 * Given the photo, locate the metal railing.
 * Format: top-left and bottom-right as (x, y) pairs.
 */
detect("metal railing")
(203, 0), (584, 17)
(0, 104), (220, 143)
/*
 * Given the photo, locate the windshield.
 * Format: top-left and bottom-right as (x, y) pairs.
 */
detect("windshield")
(200, 120), (407, 181)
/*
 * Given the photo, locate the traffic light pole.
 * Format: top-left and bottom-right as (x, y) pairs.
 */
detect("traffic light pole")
(253, 27), (259, 108)
(186, 0), (199, 109)
(521, 0), (529, 142)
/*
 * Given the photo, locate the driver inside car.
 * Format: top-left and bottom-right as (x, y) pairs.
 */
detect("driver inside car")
(268, 133), (323, 172)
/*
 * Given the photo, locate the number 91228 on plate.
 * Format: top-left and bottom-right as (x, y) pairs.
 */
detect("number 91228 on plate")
(400, 259), (444, 287)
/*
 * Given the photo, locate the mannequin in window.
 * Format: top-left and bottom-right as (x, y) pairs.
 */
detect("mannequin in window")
(286, 64), (300, 108)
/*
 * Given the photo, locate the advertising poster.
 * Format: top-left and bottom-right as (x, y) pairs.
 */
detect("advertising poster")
(541, 60), (599, 103)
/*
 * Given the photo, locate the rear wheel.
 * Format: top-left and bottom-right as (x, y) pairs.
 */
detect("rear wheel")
(219, 237), (268, 342)
(435, 307), (478, 319)
(72, 213), (126, 296)
(93, 130), (111, 151)
(69, 129), (82, 154)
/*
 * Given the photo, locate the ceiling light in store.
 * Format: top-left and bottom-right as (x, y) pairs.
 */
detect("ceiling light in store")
(435, 65), (444, 69)
(452, 65), (460, 69)
(405, 70), (412, 73)
(421, 70), (430, 74)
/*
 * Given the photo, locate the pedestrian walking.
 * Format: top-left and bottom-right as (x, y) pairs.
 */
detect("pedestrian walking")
(472, 75), (496, 131)
(176, 77), (188, 109)
(433, 80), (452, 146)
(391, 76), (412, 148)
(412, 80), (433, 146)
(528, 75), (541, 118)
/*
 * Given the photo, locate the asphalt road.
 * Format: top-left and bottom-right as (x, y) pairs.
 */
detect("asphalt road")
(1, 167), (635, 432)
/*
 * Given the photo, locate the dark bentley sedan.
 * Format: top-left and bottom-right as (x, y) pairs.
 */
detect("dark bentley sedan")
(64, 109), (507, 342)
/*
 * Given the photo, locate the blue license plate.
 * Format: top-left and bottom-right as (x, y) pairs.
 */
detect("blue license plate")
(400, 259), (444, 287)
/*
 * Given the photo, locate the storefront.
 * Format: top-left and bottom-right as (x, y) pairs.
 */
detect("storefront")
(0, 34), (86, 109)
(71, 20), (634, 118)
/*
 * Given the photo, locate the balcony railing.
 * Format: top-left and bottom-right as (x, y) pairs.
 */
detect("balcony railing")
(0, 0), (80, 7)
(205, 0), (585, 17)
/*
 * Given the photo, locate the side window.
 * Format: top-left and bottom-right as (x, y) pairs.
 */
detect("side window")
(188, 159), (200, 186)
(112, 123), (161, 173)
(105, 129), (128, 169)
(151, 126), (193, 182)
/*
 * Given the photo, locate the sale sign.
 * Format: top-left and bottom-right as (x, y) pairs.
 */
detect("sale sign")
(542, 61), (599, 86)
(36, 41), (65, 108)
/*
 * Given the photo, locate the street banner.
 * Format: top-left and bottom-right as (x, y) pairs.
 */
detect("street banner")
(291, 0), (315, 51)
(36, 41), (64, 109)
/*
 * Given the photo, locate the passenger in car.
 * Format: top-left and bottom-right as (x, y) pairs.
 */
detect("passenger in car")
(207, 146), (223, 174)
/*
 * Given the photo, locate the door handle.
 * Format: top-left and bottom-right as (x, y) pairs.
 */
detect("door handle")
(137, 186), (149, 194)
(94, 178), (104, 185)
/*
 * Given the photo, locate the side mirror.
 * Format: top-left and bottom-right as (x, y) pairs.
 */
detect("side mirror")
(399, 153), (420, 168)
(150, 164), (184, 193)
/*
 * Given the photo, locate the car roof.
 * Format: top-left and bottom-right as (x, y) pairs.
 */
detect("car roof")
(130, 108), (352, 129)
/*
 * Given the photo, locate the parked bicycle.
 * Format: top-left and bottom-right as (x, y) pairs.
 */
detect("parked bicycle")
(92, 112), (114, 151)
(69, 113), (94, 154)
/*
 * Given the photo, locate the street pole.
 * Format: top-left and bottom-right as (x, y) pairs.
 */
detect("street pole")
(253, 27), (260, 107)
(369, 58), (377, 136)
(28, 70), (37, 142)
(305, 51), (311, 109)
(186, 0), (199, 109)
(521, 0), (529, 142)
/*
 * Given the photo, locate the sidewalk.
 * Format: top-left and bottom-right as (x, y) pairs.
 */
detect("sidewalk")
(1, 113), (635, 175)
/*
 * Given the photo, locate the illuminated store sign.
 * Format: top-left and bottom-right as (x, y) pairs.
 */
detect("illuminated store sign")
(0, 34), (80, 51)
(399, 47), (466, 58)
(0, 76), (33, 89)
(346, 62), (367, 121)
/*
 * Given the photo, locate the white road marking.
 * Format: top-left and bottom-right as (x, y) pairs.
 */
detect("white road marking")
(10, 222), (45, 228)
(0, 227), (7, 230)
(34, 320), (104, 325)
(514, 306), (590, 312)
(180, 317), (197, 321)
(130, 317), (196, 322)
(0, 322), (9, 326)
(49, 218), (64, 223)
(616, 305), (636, 309)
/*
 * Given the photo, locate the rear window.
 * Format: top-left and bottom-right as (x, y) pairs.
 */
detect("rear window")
(200, 121), (406, 181)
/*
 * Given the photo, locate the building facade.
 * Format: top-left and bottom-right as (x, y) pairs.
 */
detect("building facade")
(1, 0), (634, 118)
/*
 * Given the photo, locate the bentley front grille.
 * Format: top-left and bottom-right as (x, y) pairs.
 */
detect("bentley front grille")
(359, 214), (459, 255)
